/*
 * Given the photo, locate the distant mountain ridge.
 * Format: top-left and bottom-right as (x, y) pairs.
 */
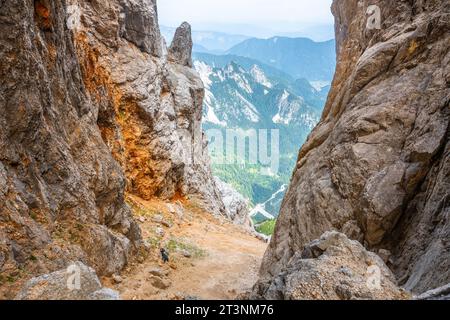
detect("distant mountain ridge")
(193, 53), (329, 107)
(161, 25), (250, 52)
(190, 34), (335, 225)
(227, 36), (336, 81)
(193, 55), (324, 129)
(193, 53), (329, 218)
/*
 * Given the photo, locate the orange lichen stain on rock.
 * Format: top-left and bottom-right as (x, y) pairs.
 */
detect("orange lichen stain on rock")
(34, 1), (52, 30)
(16, 103), (26, 117)
(408, 40), (420, 56)
(118, 103), (159, 200)
(47, 43), (57, 63)
(35, 2), (50, 18)
(74, 33), (159, 201)
(21, 154), (31, 168)
(74, 33), (105, 102)
(170, 192), (185, 202)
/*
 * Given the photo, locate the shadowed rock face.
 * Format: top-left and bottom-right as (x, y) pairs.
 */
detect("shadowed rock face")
(259, 0), (449, 295)
(119, 0), (162, 56)
(168, 22), (193, 67)
(0, 0), (224, 296)
(0, 0), (141, 281)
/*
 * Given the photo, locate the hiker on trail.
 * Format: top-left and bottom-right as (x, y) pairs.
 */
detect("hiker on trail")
(160, 248), (169, 263)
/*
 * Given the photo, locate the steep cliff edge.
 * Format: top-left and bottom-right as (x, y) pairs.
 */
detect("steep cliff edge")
(258, 0), (449, 295)
(0, 0), (224, 295)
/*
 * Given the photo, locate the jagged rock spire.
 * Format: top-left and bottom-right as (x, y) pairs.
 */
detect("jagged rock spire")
(168, 22), (193, 67)
(119, 0), (162, 57)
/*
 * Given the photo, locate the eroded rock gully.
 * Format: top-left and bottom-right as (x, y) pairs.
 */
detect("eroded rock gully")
(256, 0), (449, 297)
(0, 0), (225, 298)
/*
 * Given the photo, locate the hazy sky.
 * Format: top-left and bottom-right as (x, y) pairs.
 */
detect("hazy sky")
(158, 0), (334, 39)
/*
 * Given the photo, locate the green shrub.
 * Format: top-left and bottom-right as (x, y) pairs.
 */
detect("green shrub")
(256, 219), (276, 236)
(167, 238), (207, 258)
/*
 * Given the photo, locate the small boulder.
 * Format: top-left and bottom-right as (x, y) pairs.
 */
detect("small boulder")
(148, 267), (168, 278)
(149, 276), (171, 289)
(15, 262), (120, 300)
(155, 227), (165, 237)
(138, 216), (146, 223)
(179, 249), (192, 258)
(112, 274), (123, 284)
(88, 288), (121, 300)
(152, 214), (163, 224)
(161, 220), (173, 228)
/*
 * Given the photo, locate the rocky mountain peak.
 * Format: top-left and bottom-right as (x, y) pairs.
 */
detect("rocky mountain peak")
(168, 22), (193, 67)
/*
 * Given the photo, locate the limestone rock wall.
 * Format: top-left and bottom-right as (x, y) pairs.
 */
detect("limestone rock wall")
(75, 0), (224, 214)
(259, 0), (449, 294)
(0, 0), (142, 284)
(0, 0), (224, 295)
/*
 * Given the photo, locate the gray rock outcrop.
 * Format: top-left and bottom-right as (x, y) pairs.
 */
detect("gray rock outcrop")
(214, 177), (251, 225)
(75, 0), (225, 215)
(250, 232), (409, 300)
(168, 22), (193, 67)
(15, 262), (120, 300)
(259, 0), (449, 295)
(416, 283), (450, 300)
(119, 0), (162, 56)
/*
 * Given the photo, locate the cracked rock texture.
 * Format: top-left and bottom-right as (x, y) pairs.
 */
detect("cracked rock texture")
(1, 0), (224, 297)
(168, 22), (193, 67)
(416, 283), (450, 300)
(76, 0), (224, 215)
(0, 0), (142, 285)
(214, 177), (251, 226)
(250, 232), (410, 300)
(15, 262), (120, 300)
(259, 0), (449, 295)
(119, 0), (162, 56)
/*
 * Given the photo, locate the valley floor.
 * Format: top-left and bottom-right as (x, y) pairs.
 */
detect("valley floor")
(105, 196), (267, 300)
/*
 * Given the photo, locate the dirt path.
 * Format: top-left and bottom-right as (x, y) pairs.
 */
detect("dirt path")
(107, 197), (267, 300)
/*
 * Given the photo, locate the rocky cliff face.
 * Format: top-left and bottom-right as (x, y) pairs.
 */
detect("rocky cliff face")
(75, 0), (224, 214)
(0, 0), (223, 293)
(258, 0), (449, 295)
(214, 177), (251, 226)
